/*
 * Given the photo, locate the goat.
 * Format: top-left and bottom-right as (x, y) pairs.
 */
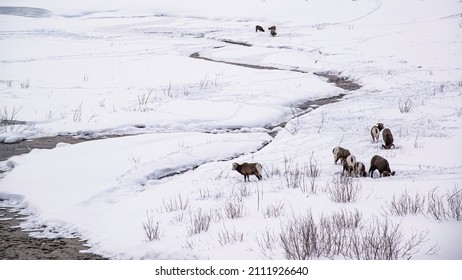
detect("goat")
(270, 29), (277, 37)
(354, 162), (367, 177)
(382, 128), (395, 149)
(368, 155), (395, 178)
(342, 155), (356, 176)
(371, 123), (384, 142)
(332, 146), (351, 164)
(268, 26), (276, 32)
(232, 162), (263, 182)
(255, 25), (265, 32)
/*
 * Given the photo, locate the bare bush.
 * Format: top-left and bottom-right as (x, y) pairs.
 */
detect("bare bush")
(283, 156), (309, 190)
(414, 133), (424, 148)
(142, 210), (163, 241)
(263, 201), (285, 219)
(279, 210), (430, 260)
(198, 188), (210, 200)
(331, 209), (362, 230)
(427, 188), (448, 221)
(224, 197), (246, 219)
(1, 106), (23, 132)
(160, 193), (190, 213)
(256, 228), (278, 259)
(199, 74), (218, 89)
(280, 212), (321, 260)
(387, 187), (462, 222)
(325, 175), (361, 203)
(264, 163), (282, 178)
(345, 218), (429, 260)
(137, 90), (152, 112)
(279, 210), (362, 259)
(447, 186), (462, 221)
(306, 153), (321, 194)
(386, 190), (425, 216)
(284, 107), (303, 136)
(318, 210), (363, 258)
(399, 98), (414, 113)
(20, 78), (30, 89)
(187, 209), (212, 236)
(73, 102), (83, 122)
(217, 225), (244, 246)
(233, 183), (252, 199)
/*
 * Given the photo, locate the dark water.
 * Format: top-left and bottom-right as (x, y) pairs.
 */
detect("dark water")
(0, 7), (52, 18)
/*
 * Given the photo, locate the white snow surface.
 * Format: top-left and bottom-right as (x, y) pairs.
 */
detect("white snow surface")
(0, 0), (461, 259)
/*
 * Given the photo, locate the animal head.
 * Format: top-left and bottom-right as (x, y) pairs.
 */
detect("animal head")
(377, 123), (384, 130)
(382, 170), (396, 177)
(232, 163), (239, 170)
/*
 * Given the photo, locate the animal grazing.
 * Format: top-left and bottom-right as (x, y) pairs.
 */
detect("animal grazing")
(371, 123), (384, 142)
(368, 155), (395, 178)
(232, 162), (263, 182)
(332, 146), (351, 164)
(268, 26), (276, 32)
(382, 128), (395, 149)
(342, 155), (357, 176)
(354, 162), (367, 177)
(255, 25), (265, 32)
(270, 29), (277, 37)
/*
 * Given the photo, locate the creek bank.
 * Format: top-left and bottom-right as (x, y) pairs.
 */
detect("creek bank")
(0, 135), (108, 260)
(0, 200), (105, 260)
(0, 51), (362, 260)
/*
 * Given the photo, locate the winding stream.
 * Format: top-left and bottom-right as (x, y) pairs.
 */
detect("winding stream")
(0, 50), (361, 260)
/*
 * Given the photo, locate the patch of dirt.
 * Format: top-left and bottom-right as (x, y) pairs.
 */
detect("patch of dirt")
(0, 136), (107, 260)
(314, 72), (361, 91)
(0, 202), (105, 260)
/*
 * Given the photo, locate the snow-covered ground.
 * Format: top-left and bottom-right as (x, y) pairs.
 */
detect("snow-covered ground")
(0, 0), (461, 259)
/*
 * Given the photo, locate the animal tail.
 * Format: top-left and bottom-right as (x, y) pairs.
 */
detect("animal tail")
(255, 163), (263, 176)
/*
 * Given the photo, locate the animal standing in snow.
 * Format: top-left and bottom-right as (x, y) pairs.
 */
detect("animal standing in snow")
(268, 26), (276, 32)
(382, 128), (395, 149)
(332, 146), (351, 164)
(354, 162), (367, 177)
(371, 123), (384, 142)
(342, 155), (356, 176)
(255, 25), (265, 32)
(270, 29), (277, 37)
(368, 155), (395, 178)
(232, 162), (263, 182)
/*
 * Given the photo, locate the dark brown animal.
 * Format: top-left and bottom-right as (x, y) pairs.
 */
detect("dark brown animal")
(255, 25), (265, 32)
(268, 26), (276, 32)
(382, 128), (395, 149)
(342, 155), (356, 176)
(354, 162), (367, 177)
(371, 123), (384, 142)
(232, 162), (263, 182)
(332, 146), (351, 164)
(270, 29), (277, 37)
(368, 155), (395, 178)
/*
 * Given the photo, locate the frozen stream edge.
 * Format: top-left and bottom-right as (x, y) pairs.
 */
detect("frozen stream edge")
(0, 51), (361, 259)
